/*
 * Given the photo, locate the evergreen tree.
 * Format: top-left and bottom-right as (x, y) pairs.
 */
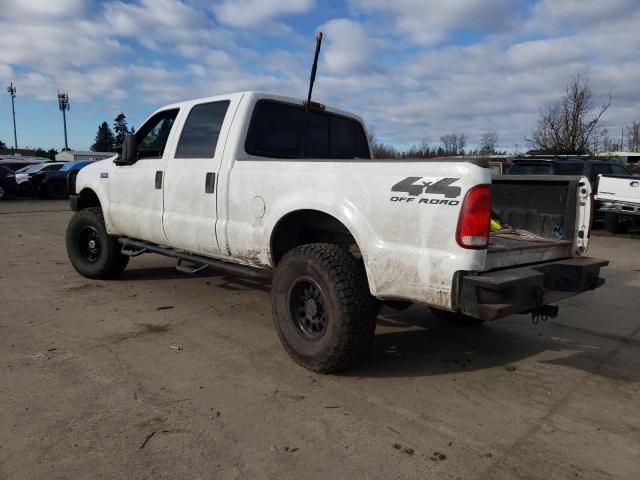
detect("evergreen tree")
(113, 113), (131, 146)
(91, 121), (116, 152)
(0, 139), (7, 150)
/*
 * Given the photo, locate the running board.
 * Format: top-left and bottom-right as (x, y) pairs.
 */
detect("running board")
(118, 238), (272, 281)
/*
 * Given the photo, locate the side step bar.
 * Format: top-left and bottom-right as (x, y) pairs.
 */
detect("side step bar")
(118, 238), (272, 281)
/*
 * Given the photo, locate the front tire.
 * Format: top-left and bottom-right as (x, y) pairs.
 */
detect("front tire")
(66, 207), (129, 279)
(272, 243), (377, 373)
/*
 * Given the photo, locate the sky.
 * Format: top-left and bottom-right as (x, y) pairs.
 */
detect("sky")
(1, 0), (639, 153)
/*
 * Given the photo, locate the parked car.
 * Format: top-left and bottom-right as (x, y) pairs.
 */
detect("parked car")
(29, 160), (95, 199)
(0, 166), (18, 200)
(0, 157), (49, 173)
(507, 158), (633, 189)
(66, 91), (608, 373)
(596, 174), (640, 233)
(15, 162), (67, 193)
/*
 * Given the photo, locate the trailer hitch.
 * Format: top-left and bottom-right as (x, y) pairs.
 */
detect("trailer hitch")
(530, 285), (558, 324)
(530, 304), (559, 324)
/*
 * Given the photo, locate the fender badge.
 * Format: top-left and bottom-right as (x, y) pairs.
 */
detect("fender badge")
(100, 173), (109, 178)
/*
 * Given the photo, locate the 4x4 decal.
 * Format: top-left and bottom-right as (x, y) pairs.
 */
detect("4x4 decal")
(391, 177), (461, 198)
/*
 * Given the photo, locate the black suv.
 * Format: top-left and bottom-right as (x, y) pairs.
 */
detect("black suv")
(507, 158), (633, 188)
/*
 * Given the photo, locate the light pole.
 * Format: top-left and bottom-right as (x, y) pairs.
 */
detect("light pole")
(6, 82), (17, 149)
(57, 91), (70, 151)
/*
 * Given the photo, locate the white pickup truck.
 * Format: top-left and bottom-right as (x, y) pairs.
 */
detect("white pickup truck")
(66, 91), (608, 372)
(597, 173), (640, 233)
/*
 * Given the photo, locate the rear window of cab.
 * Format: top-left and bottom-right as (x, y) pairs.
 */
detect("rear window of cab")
(245, 100), (370, 160)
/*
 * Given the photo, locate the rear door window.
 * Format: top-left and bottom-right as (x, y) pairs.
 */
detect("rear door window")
(175, 101), (230, 158)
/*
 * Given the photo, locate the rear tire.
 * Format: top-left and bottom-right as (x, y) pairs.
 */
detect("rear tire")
(0, 185), (6, 200)
(66, 207), (129, 279)
(604, 212), (628, 234)
(272, 243), (377, 373)
(429, 307), (485, 326)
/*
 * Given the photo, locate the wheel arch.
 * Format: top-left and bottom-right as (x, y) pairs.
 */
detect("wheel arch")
(76, 188), (102, 210)
(269, 208), (376, 294)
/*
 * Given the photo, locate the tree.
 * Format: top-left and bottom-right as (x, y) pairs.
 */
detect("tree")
(440, 133), (467, 155)
(91, 121), (116, 152)
(526, 75), (611, 154)
(626, 121), (640, 152)
(480, 132), (498, 155)
(113, 112), (131, 146)
(0, 139), (6, 150)
(367, 127), (401, 158)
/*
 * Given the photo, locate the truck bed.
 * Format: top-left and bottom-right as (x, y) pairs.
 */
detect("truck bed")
(486, 175), (587, 270)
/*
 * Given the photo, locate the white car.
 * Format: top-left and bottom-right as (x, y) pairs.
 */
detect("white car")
(597, 173), (640, 233)
(15, 162), (66, 185)
(66, 91), (608, 372)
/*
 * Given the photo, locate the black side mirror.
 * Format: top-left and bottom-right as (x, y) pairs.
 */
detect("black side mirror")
(116, 134), (138, 165)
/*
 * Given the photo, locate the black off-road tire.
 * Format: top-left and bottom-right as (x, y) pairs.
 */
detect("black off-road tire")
(66, 207), (129, 279)
(272, 243), (377, 373)
(429, 307), (485, 326)
(604, 212), (628, 234)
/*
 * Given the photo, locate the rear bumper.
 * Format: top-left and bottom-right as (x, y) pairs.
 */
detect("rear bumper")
(599, 201), (640, 217)
(459, 257), (608, 321)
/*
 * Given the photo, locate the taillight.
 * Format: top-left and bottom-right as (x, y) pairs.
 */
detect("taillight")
(456, 184), (491, 249)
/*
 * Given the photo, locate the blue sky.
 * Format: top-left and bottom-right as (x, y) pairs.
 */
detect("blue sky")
(1, 0), (639, 152)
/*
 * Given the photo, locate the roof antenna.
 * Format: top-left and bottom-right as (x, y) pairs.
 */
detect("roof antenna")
(300, 31), (323, 156)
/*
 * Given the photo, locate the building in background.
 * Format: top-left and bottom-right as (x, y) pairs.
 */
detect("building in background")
(55, 150), (114, 161)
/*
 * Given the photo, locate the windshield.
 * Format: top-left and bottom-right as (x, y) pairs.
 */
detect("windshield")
(508, 163), (554, 175)
(15, 166), (33, 173)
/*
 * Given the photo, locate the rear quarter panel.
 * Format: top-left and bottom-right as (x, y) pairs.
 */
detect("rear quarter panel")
(224, 159), (490, 310)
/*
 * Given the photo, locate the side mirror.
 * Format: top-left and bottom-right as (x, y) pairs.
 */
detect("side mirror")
(115, 134), (138, 165)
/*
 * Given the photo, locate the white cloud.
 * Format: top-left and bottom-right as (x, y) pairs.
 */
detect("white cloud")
(320, 19), (381, 74)
(213, 0), (314, 28)
(349, 0), (517, 46)
(0, 0), (86, 17)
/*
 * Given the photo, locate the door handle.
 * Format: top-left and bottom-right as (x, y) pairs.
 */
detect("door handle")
(631, 181), (639, 187)
(205, 172), (216, 193)
(155, 171), (163, 189)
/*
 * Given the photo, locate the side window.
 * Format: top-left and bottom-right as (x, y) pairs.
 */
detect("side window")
(44, 165), (63, 172)
(137, 109), (179, 159)
(175, 101), (230, 158)
(329, 115), (370, 159)
(610, 164), (631, 176)
(245, 101), (304, 158)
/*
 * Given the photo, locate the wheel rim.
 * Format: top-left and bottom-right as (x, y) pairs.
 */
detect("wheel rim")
(0, 186), (5, 198)
(77, 226), (102, 263)
(289, 277), (328, 341)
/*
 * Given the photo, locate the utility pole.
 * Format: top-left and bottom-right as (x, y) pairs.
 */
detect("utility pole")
(6, 82), (17, 149)
(57, 91), (70, 151)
